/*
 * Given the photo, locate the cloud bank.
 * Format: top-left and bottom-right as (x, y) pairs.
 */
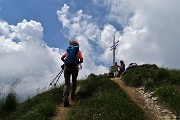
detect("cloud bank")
(0, 20), (63, 100)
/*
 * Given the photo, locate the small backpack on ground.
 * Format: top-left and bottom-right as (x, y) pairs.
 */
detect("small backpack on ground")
(64, 45), (79, 67)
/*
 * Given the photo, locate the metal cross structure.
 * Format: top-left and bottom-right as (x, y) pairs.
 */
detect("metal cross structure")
(110, 35), (119, 66)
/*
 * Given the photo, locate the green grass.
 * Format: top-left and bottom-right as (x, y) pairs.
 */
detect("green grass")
(122, 64), (180, 118)
(122, 64), (180, 88)
(67, 74), (148, 120)
(0, 91), (18, 115)
(1, 75), (148, 120)
(155, 86), (180, 116)
(0, 86), (63, 120)
(1, 64), (179, 120)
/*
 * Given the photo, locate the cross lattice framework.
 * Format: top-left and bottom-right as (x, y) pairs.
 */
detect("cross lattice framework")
(110, 35), (119, 66)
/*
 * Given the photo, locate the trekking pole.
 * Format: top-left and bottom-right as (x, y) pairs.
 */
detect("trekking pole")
(53, 69), (63, 86)
(49, 64), (64, 86)
(49, 71), (62, 86)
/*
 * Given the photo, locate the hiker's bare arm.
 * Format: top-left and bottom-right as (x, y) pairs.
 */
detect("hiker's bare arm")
(61, 52), (66, 62)
(78, 51), (83, 63)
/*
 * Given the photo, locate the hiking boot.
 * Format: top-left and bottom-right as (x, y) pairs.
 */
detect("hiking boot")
(71, 96), (74, 101)
(64, 101), (69, 107)
(71, 95), (75, 101)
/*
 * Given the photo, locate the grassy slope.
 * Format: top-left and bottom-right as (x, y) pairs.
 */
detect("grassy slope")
(67, 74), (148, 120)
(0, 74), (148, 120)
(0, 86), (63, 120)
(122, 64), (180, 116)
(1, 64), (179, 120)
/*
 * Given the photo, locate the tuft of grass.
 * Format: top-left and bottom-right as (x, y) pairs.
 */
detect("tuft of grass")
(67, 74), (148, 120)
(156, 86), (180, 115)
(0, 91), (18, 115)
(168, 69), (180, 84)
(16, 102), (56, 120)
(122, 64), (180, 89)
(0, 85), (63, 120)
(76, 74), (103, 98)
(123, 64), (158, 87)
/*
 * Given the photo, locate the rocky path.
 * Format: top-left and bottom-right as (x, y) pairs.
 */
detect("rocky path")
(112, 77), (177, 120)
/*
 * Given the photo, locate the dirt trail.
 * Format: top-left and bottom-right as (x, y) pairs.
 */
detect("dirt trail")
(52, 79), (157, 120)
(112, 77), (158, 120)
(52, 99), (75, 120)
(52, 78), (176, 120)
(52, 103), (69, 120)
(52, 86), (80, 120)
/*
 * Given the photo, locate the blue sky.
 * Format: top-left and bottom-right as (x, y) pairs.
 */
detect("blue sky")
(0, 0), (122, 49)
(1, 0), (180, 100)
(0, 0), (68, 48)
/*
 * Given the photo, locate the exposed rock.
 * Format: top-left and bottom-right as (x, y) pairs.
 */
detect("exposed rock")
(136, 87), (178, 120)
(164, 115), (172, 120)
(152, 97), (158, 101)
(112, 78), (178, 120)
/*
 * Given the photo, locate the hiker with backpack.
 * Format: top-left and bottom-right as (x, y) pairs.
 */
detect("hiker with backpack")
(61, 40), (83, 107)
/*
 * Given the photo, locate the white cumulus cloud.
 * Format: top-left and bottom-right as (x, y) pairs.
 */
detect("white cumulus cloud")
(0, 20), (63, 100)
(93, 0), (180, 68)
(57, 4), (109, 77)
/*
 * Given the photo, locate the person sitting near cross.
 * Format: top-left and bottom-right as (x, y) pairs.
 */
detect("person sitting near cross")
(118, 60), (125, 75)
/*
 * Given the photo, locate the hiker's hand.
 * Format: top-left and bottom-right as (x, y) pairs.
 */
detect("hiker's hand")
(61, 64), (64, 70)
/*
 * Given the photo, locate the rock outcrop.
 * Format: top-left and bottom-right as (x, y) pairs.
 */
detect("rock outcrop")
(136, 87), (178, 120)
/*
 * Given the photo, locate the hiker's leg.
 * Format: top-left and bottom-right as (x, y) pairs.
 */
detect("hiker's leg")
(71, 71), (78, 99)
(63, 69), (71, 102)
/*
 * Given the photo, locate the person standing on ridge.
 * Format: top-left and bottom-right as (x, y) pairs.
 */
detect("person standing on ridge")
(61, 40), (83, 107)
